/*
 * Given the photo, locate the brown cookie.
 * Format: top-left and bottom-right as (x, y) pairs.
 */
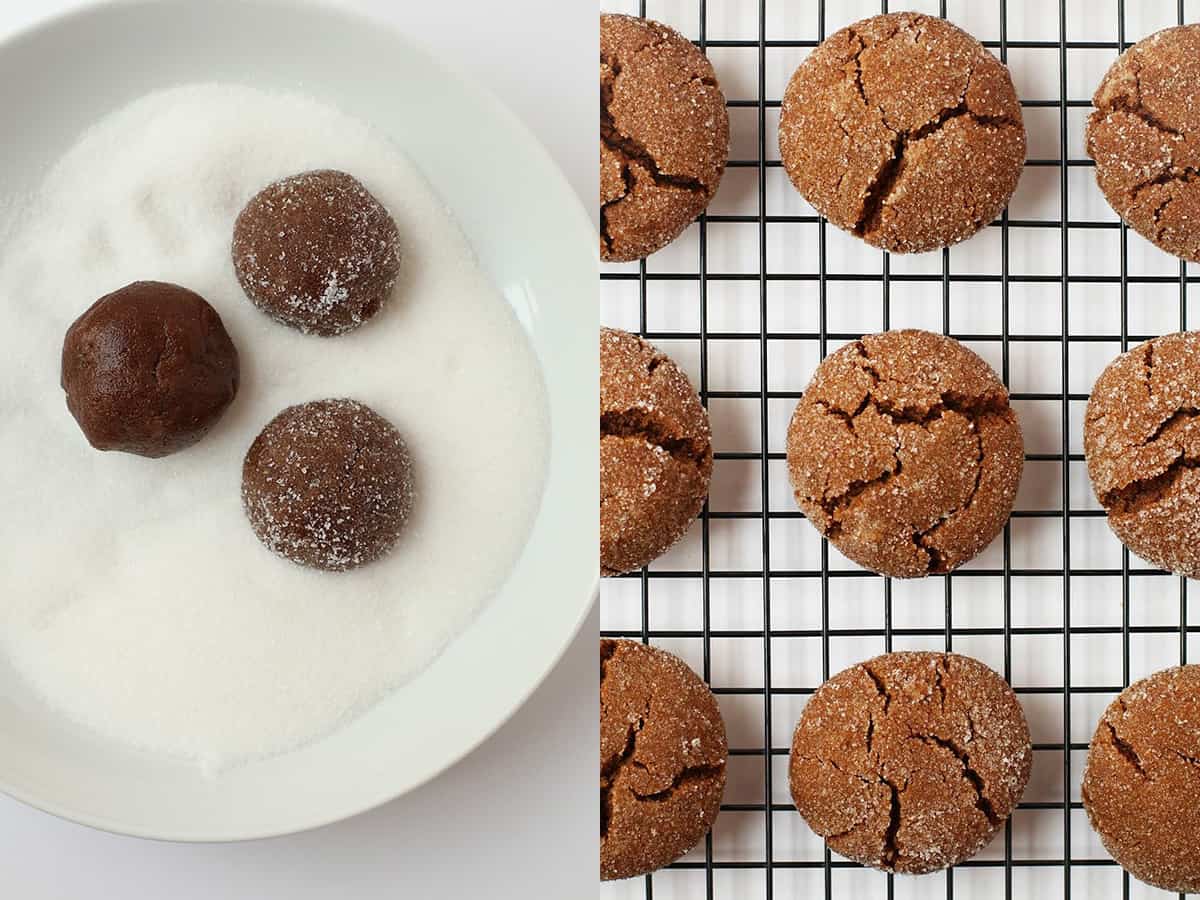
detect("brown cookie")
(600, 328), (712, 576)
(242, 399), (414, 572)
(1082, 665), (1200, 893)
(1084, 332), (1200, 577)
(233, 169), (401, 336)
(786, 330), (1023, 578)
(790, 651), (1031, 874)
(600, 14), (729, 262)
(601, 639), (727, 881)
(1087, 25), (1200, 261)
(778, 12), (1025, 253)
(61, 281), (239, 459)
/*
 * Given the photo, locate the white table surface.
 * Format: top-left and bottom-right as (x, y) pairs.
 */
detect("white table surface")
(0, 1), (598, 897)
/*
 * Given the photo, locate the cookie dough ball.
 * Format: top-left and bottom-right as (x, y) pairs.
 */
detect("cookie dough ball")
(242, 399), (414, 572)
(601, 639), (727, 881)
(600, 14), (729, 262)
(232, 170), (401, 336)
(779, 12), (1025, 253)
(786, 330), (1023, 578)
(1084, 332), (1200, 576)
(1082, 665), (1200, 893)
(1087, 25), (1200, 261)
(601, 328), (712, 575)
(790, 651), (1031, 874)
(60, 281), (239, 458)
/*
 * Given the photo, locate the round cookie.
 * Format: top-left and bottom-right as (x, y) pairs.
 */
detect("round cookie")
(778, 12), (1025, 253)
(786, 330), (1023, 578)
(1082, 665), (1200, 893)
(60, 280), (239, 458)
(601, 328), (712, 576)
(232, 169), (401, 336)
(790, 651), (1031, 874)
(242, 399), (414, 572)
(600, 14), (729, 262)
(1084, 332), (1200, 577)
(1087, 25), (1200, 261)
(601, 639), (727, 881)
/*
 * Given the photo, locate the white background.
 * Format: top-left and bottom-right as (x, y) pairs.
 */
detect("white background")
(602, 1), (1200, 898)
(0, 1), (597, 898)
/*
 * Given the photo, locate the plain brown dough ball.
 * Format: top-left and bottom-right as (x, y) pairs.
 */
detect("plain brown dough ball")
(1084, 332), (1200, 577)
(601, 639), (727, 881)
(242, 399), (414, 572)
(790, 651), (1032, 874)
(232, 169), (401, 336)
(600, 14), (729, 262)
(1087, 25), (1200, 261)
(786, 330), (1023, 578)
(778, 12), (1025, 253)
(600, 328), (712, 575)
(1082, 665), (1200, 893)
(60, 281), (239, 458)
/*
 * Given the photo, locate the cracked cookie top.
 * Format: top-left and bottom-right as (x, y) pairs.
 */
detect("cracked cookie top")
(601, 327), (712, 575)
(1082, 664), (1200, 893)
(601, 639), (727, 881)
(789, 651), (1031, 874)
(778, 12), (1025, 254)
(786, 329), (1023, 578)
(1084, 332), (1200, 577)
(600, 14), (729, 262)
(1087, 25), (1200, 262)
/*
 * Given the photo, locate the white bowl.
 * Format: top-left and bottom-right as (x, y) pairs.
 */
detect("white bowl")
(0, 0), (597, 840)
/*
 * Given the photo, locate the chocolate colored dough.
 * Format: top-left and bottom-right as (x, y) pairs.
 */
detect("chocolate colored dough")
(778, 12), (1025, 253)
(1087, 25), (1200, 262)
(600, 14), (729, 262)
(601, 639), (727, 881)
(1084, 332), (1200, 577)
(790, 651), (1032, 874)
(60, 280), (239, 458)
(242, 399), (414, 572)
(1082, 665), (1200, 893)
(785, 329), (1023, 578)
(233, 169), (402, 336)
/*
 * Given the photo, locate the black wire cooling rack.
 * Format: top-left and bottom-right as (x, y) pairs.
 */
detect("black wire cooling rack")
(601, 0), (1200, 898)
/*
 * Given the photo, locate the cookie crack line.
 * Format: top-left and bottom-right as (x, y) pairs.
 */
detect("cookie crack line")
(601, 407), (709, 467)
(912, 733), (1001, 827)
(1095, 56), (1184, 141)
(600, 698), (650, 839)
(1099, 452), (1200, 516)
(1104, 721), (1147, 778)
(628, 762), (725, 802)
(810, 392), (1003, 570)
(854, 105), (1020, 238)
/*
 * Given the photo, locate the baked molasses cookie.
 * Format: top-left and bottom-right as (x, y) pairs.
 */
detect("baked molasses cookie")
(242, 399), (414, 572)
(601, 328), (712, 575)
(61, 280), (239, 458)
(1084, 332), (1200, 576)
(786, 330), (1023, 578)
(790, 651), (1031, 874)
(233, 169), (401, 336)
(600, 14), (729, 262)
(778, 12), (1025, 253)
(601, 639), (727, 881)
(1082, 665), (1200, 893)
(1087, 25), (1200, 261)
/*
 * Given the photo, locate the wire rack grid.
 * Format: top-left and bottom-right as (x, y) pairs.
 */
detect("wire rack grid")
(601, 0), (1200, 898)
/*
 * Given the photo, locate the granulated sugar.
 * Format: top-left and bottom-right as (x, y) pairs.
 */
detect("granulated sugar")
(0, 84), (549, 768)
